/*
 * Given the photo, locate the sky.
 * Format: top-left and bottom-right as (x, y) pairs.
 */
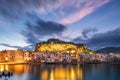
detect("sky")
(0, 0), (120, 50)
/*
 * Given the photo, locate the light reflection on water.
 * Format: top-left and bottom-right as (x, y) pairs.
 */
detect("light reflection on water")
(0, 64), (82, 80)
(0, 64), (120, 80)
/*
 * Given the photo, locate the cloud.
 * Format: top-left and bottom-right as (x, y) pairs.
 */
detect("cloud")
(0, 0), (84, 19)
(21, 18), (66, 46)
(0, 0), (110, 24)
(2, 27), (119, 51)
(60, 0), (110, 24)
(72, 27), (120, 50)
(0, 43), (34, 50)
(72, 27), (98, 43)
(52, 29), (81, 41)
(87, 27), (120, 50)
(82, 28), (98, 39)
(0, 0), (57, 20)
(0, 43), (22, 49)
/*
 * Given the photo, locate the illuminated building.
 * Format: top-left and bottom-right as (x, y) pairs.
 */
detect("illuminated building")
(0, 49), (24, 63)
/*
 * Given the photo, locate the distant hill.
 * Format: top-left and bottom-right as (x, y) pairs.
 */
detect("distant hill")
(96, 47), (120, 53)
(35, 38), (93, 54)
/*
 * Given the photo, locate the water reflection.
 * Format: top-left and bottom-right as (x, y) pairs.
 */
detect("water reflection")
(0, 64), (83, 80)
(40, 64), (82, 80)
(0, 65), (9, 71)
(0, 64), (120, 80)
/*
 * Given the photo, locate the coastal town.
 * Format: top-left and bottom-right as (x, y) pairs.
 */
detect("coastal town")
(0, 39), (120, 64)
(0, 49), (120, 64)
(0, 0), (120, 80)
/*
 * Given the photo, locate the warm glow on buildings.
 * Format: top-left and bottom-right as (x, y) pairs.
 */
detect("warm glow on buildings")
(5, 57), (8, 61)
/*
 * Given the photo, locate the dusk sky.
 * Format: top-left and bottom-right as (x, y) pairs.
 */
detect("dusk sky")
(0, 0), (120, 50)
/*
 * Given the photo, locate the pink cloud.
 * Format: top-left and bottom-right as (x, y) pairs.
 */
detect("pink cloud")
(37, 0), (88, 14)
(60, 0), (110, 25)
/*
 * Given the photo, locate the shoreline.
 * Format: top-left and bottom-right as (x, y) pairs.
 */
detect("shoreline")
(0, 62), (120, 65)
(0, 62), (26, 65)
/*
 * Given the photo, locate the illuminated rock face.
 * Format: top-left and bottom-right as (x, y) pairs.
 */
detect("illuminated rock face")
(35, 39), (89, 54)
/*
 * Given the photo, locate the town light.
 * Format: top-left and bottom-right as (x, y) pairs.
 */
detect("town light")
(5, 57), (8, 61)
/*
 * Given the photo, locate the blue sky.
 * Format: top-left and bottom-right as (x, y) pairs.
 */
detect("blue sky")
(0, 0), (120, 50)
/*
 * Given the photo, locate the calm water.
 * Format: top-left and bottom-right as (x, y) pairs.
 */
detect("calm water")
(0, 64), (120, 80)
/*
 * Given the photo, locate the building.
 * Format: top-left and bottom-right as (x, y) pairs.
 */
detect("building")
(0, 49), (24, 63)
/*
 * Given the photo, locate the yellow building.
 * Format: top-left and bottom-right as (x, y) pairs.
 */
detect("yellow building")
(0, 49), (24, 63)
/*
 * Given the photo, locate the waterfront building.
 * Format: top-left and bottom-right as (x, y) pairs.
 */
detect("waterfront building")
(0, 49), (24, 63)
(0, 48), (120, 64)
(24, 50), (31, 62)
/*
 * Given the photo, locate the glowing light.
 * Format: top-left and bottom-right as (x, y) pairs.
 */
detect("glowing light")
(41, 70), (48, 80)
(0, 65), (4, 71)
(71, 68), (75, 79)
(5, 65), (8, 71)
(13, 65), (24, 74)
(40, 65), (83, 80)
(36, 43), (89, 54)
(50, 70), (54, 80)
(5, 57), (8, 61)
(0, 65), (9, 71)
